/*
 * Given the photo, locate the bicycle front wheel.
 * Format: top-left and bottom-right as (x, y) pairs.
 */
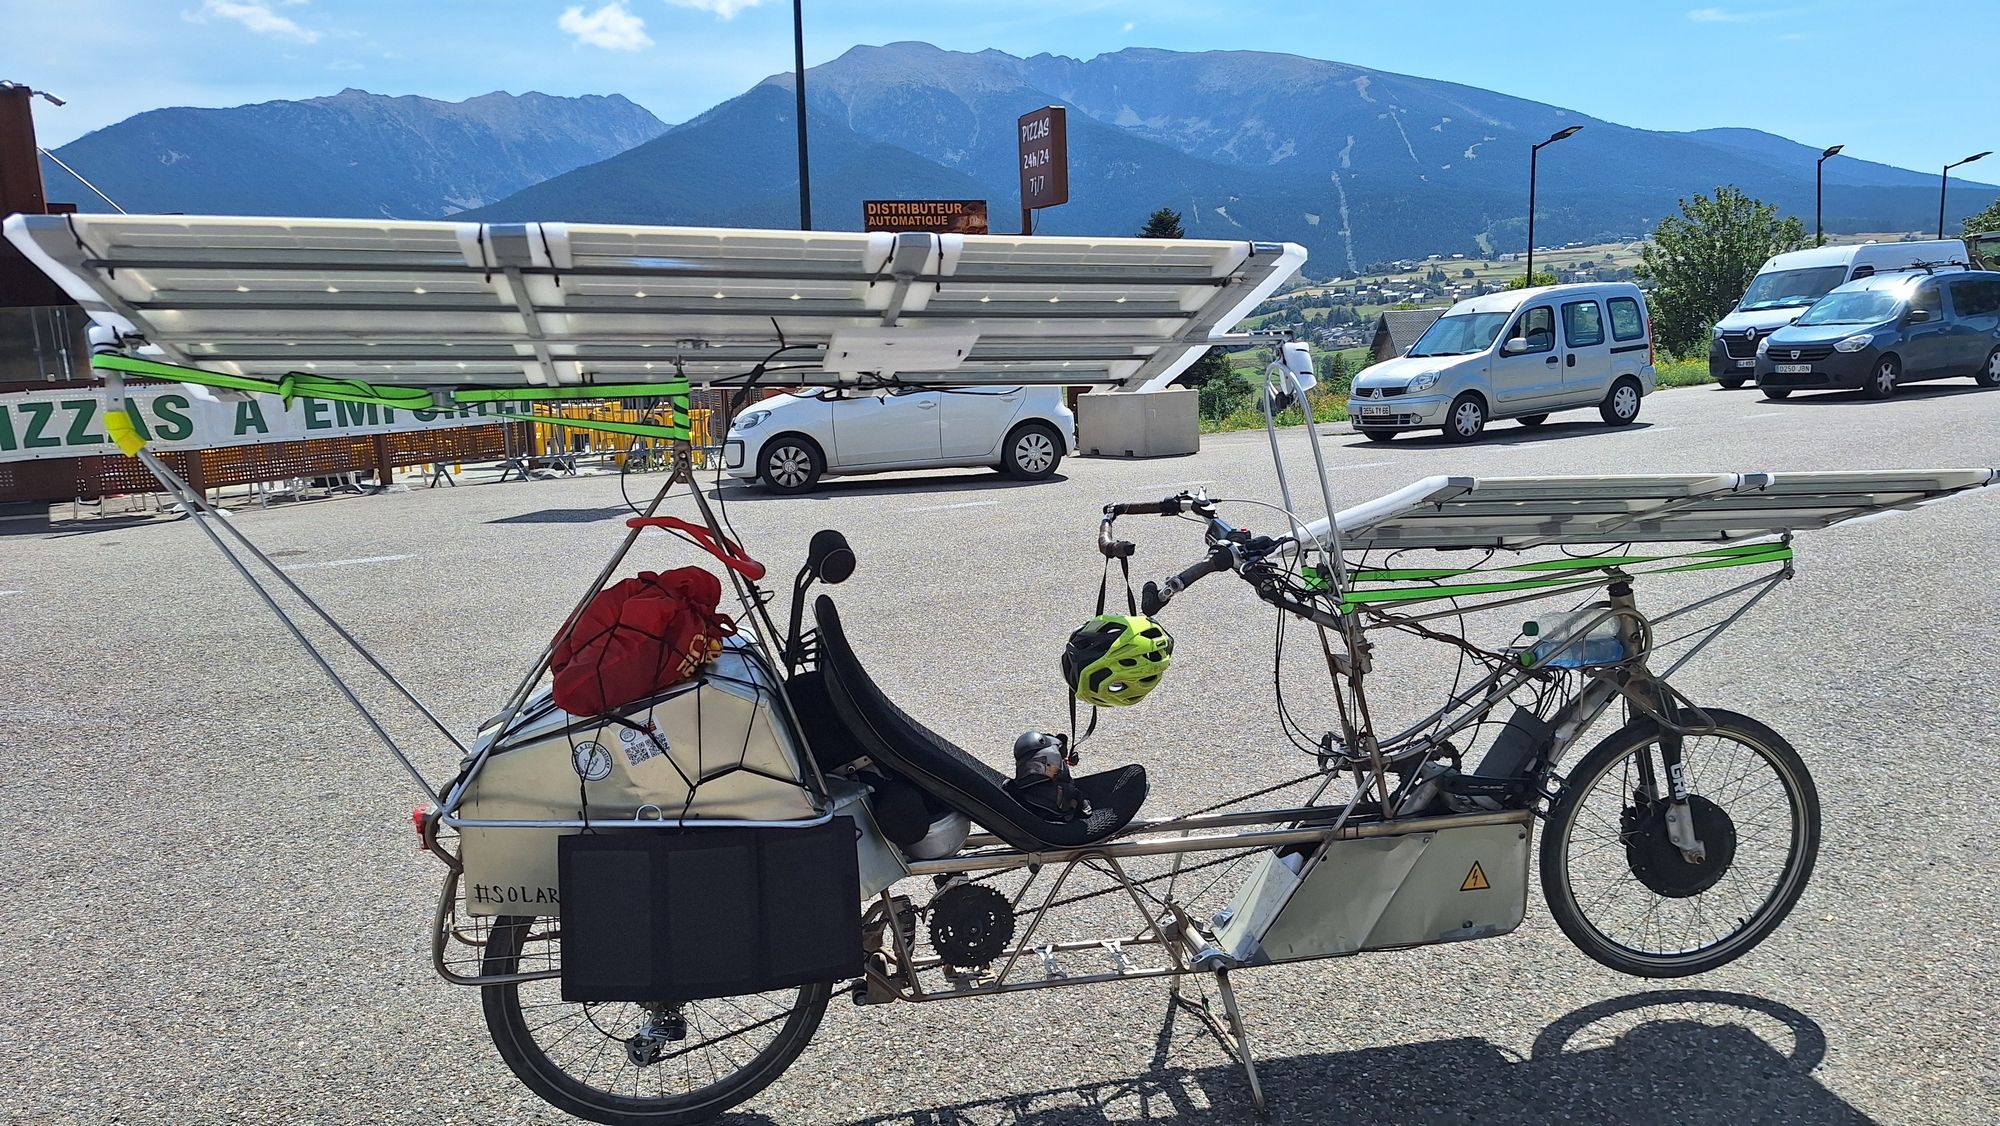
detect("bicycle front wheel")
(1541, 708), (1820, 978)
(480, 916), (830, 1125)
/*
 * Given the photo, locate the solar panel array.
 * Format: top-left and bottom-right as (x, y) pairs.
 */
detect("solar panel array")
(5, 214), (1305, 392)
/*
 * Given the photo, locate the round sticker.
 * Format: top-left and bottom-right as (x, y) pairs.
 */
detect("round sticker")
(571, 741), (613, 782)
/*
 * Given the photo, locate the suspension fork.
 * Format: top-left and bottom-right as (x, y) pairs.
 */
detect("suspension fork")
(1608, 579), (1707, 863)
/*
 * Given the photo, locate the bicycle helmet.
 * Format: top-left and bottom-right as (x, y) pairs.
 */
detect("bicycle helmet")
(1063, 614), (1174, 708)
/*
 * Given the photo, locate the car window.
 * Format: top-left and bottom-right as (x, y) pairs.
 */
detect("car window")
(1740, 265), (1847, 310)
(1508, 306), (1555, 354)
(1909, 283), (1943, 321)
(1948, 277), (2000, 318)
(1607, 296), (1644, 341)
(1561, 300), (1605, 347)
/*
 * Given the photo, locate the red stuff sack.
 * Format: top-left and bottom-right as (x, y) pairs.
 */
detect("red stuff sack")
(550, 567), (736, 716)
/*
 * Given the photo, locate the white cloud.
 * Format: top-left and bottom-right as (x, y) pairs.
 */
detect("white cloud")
(558, 2), (654, 50)
(1687, 7), (1756, 21)
(667, 0), (765, 19)
(189, 0), (321, 43)
(1122, 21), (1136, 32)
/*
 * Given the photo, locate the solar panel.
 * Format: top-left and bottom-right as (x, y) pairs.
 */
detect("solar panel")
(1306, 469), (1998, 550)
(4, 214), (1305, 391)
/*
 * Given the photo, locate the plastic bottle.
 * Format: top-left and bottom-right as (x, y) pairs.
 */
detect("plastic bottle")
(1521, 607), (1627, 668)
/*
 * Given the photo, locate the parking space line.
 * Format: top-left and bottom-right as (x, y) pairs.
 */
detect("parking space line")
(902, 501), (998, 513)
(1337, 461), (1392, 470)
(1744, 412), (1784, 419)
(282, 554), (417, 571)
(0, 590), (18, 596)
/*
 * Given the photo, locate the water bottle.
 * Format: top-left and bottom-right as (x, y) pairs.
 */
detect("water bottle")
(1521, 607), (1627, 668)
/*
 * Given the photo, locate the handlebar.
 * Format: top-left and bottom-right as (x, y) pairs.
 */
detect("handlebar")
(1140, 547), (1234, 615)
(1103, 494), (1215, 518)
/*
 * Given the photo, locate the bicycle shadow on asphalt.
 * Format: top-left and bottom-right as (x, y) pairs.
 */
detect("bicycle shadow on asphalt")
(828, 989), (1875, 1126)
(705, 471), (1069, 504)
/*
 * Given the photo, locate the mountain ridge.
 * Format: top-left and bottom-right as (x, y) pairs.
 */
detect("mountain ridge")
(43, 47), (2000, 270)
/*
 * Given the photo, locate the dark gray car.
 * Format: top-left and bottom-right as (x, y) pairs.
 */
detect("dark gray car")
(1755, 270), (2000, 399)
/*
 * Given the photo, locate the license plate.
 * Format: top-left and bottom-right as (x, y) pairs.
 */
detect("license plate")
(1774, 363), (1812, 374)
(1735, 359), (1755, 368)
(1360, 404), (1390, 417)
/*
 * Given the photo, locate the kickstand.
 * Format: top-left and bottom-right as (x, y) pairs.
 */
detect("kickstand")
(1176, 970), (1268, 1116)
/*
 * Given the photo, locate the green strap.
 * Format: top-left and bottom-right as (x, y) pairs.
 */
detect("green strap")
(1339, 543), (1793, 613)
(90, 354), (693, 439)
(1348, 542), (1788, 583)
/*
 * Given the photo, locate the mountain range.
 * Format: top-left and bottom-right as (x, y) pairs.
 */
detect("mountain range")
(39, 89), (667, 219)
(39, 44), (2000, 274)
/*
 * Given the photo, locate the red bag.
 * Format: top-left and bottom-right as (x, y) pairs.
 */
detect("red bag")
(551, 567), (736, 716)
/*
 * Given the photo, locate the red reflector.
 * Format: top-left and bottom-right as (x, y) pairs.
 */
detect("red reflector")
(411, 806), (431, 850)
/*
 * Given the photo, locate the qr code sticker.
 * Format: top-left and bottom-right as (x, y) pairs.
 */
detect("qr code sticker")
(619, 724), (670, 767)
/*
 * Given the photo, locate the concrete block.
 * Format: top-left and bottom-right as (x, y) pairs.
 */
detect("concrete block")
(1075, 388), (1199, 458)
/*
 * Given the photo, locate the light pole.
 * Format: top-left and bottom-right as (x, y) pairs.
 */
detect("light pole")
(792, 0), (812, 230)
(1526, 125), (1581, 284)
(1815, 144), (1842, 247)
(1940, 151), (1990, 239)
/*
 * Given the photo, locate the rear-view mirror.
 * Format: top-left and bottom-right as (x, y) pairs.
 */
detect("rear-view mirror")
(806, 529), (856, 585)
(1499, 338), (1529, 357)
(1907, 308), (1933, 323)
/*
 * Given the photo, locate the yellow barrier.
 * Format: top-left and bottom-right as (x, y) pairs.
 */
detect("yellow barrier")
(528, 403), (717, 469)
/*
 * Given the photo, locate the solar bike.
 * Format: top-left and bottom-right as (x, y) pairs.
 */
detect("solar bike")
(11, 213), (1993, 1126)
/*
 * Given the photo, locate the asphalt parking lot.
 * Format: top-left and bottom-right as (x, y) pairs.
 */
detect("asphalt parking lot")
(1, 381), (1996, 1125)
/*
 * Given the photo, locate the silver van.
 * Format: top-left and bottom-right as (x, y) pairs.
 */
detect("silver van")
(1348, 282), (1658, 442)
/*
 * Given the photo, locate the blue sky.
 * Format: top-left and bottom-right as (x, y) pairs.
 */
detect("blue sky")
(5, 0), (1997, 175)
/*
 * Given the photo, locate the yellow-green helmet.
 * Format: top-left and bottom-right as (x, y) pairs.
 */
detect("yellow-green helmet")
(1063, 614), (1174, 708)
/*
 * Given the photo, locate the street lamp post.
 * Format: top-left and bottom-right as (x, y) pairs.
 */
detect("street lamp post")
(792, 0), (812, 230)
(1526, 125), (1582, 284)
(1815, 144), (1843, 247)
(1940, 151), (1991, 240)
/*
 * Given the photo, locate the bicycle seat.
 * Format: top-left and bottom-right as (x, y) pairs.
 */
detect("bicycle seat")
(812, 596), (1149, 853)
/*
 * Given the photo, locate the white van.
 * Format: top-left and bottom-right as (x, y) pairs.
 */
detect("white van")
(1710, 240), (1969, 387)
(1348, 282), (1657, 443)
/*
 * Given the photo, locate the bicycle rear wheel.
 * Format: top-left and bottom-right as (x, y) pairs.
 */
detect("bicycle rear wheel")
(480, 916), (830, 1125)
(1541, 708), (1819, 978)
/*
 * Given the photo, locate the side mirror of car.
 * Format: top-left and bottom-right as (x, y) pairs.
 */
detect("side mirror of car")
(1499, 338), (1529, 357)
(1907, 308), (1933, 323)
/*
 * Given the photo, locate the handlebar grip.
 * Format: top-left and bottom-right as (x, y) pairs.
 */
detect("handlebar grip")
(1142, 548), (1234, 615)
(1105, 497), (1179, 517)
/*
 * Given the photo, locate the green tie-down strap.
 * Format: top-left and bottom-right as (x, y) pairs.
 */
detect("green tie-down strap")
(89, 354), (693, 441)
(1338, 541), (1794, 613)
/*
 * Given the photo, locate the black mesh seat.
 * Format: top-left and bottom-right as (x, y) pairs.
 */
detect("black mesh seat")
(812, 596), (1148, 853)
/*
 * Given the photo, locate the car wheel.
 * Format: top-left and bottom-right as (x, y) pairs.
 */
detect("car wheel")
(1861, 356), (1899, 400)
(1442, 394), (1486, 443)
(758, 435), (824, 494)
(1762, 387), (1793, 401)
(1359, 428), (1396, 443)
(1717, 376), (1746, 390)
(1976, 347), (2000, 388)
(1599, 377), (1642, 426)
(1002, 422), (1063, 479)
(1518, 414), (1549, 428)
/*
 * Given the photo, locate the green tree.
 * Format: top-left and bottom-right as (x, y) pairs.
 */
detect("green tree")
(1504, 271), (1559, 290)
(1137, 207), (1185, 239)
(1961, 196), (2000, 238)
(1638, 186), (1805, 357)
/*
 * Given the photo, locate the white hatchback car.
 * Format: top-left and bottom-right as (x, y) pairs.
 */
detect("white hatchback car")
(722, 386), (1075, 493)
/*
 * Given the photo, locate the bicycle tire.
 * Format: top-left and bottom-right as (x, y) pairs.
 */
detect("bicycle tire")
(1541, 708), (1819, 978)
(480, 916), (831, 1125)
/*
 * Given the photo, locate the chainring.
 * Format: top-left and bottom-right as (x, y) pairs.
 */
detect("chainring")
(926, 883), (1015, 970)
(1622, 795), (1738, 898)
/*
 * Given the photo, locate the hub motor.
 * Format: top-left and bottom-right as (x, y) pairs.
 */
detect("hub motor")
(1623, 795), (1737, 898)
